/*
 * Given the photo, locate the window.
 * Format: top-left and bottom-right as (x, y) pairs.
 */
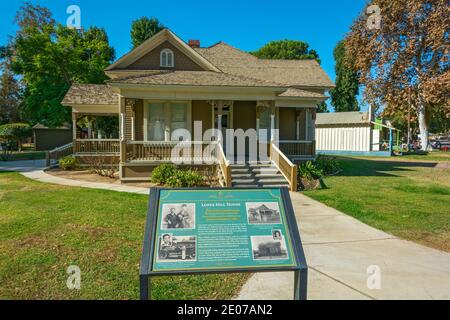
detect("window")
(160, 49), (174, 67)
(144, 102), (189, 141)
(147, 103), (165, 141)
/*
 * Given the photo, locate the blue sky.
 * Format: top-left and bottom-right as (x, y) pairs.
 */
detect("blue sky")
(1, 0), (368, 109)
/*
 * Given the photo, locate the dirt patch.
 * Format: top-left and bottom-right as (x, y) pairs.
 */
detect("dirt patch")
(46, 168), (155, 188)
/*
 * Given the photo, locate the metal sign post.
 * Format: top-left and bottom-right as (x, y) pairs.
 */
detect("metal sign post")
(140, 187), (308, 300)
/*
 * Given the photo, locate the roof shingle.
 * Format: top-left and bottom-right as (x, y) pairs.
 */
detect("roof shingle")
(62, 84), (118, 105)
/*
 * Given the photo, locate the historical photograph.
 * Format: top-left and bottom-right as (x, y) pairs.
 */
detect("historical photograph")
(157, 235), (197, 262)
(272, 229), (283, 240)
(251, 236), (289, 261)
(161, 203), (195, 229)
(246, 202), (281, 224)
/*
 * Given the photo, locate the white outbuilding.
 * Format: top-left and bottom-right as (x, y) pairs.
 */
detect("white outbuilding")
(315, 111), (395, 156)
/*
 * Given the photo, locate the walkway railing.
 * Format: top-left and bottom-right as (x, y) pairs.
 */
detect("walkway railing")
(270, 142), (298, 192)
(279, 141), (315, 157)
(217, 142), (232, 187)
(46, 142), (73, 167)
(74, 139), (120, 154)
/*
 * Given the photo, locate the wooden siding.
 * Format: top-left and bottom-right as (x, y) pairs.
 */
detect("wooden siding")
(192, 100), (212, 134)
(316, 125), (371, 151)
(127, 40), (204, 71)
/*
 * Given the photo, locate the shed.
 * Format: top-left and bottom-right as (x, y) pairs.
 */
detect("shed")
(33, 123), (72, 151)
(315, 112), (393, 156)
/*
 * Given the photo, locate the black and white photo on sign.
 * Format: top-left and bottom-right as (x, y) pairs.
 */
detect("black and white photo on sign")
(161, 203), (195, 229)
(251, 236), (289, 261)
(246, 202), (281, 224)
(158, 235), (197, 262)
(272, 229), (283, 240)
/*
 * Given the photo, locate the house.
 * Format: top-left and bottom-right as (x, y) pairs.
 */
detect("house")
(315, 111), (398, 156)
(62, 29), (334, 190)
(33, 123), (72, 151)
(248, 204), (280, 223)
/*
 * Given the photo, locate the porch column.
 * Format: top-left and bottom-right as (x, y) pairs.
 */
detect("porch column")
(72, 112), (77, 153)
(296, 109), (301, 141)
(270, 104), (276, 143)
(119, 96), (126, 165)
(87, 117), (92, 139)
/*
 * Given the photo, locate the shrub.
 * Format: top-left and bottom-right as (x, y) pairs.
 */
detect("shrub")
(315, 155), (341, 175)
(298, 161), (323, 181)
(151, 164), (177, 185)
(0, 123), (32, 151)
(59, 156), (78, 170)
(166, 169), (204, 188)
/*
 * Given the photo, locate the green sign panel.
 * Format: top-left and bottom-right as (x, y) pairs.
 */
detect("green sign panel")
(151, 189), (297, 272)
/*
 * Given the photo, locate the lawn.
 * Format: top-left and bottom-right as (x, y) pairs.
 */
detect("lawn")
(0, 172), (247, 300)
(304, 156), (450, 252)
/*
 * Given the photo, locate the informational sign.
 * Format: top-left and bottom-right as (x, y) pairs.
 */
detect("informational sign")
(140, 187), (308, 300)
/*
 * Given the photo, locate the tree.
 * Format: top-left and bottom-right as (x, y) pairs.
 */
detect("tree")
(316, 102), (329, 113)
(0, 60), (21, 124)
(252, 40), (326, 111)
(6, 2), (115, 127)
(346, 0), (449, 150)
(252, 40), (320, 63)
(0, 123), (32, 151)
(330, 41), (359, 112)
(131, 17), (165, 48)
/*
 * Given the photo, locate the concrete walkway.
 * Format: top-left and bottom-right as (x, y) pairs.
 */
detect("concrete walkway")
(2, 160), (450, 300)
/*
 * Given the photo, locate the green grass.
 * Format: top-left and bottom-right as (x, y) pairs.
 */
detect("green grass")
(304, 157), (450, 252)
(400, 151), (450, 162)
(0, 172), (248, 300)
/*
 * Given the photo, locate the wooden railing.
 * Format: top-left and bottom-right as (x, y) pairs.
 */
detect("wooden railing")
(125, 141), (218, 163)
(46, 142), (73, 167)
(279, 141), (315, 157)
(270, 142), (298, 192)
(217, 143), (232, 187)
(74, 139), (120, 154)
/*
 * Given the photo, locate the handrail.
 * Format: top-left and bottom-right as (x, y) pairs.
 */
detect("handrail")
(46, 142), (73, 167)
(217, 143), (232, 187)
(270, 142), (297, 192)
(76, 139), (120, 142)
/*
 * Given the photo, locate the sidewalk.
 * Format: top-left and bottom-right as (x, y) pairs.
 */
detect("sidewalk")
(2, 160), (450, 300)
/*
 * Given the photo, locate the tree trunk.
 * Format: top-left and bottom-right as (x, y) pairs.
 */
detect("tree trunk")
(417, 104), (430, 151)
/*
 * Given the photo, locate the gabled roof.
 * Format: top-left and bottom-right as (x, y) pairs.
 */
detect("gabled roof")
(316, 112), (370, 125)
(61, 84), (118, 105)
(108, 70), (286, 88)
(194, 42), (335, 88)
(105, 29), (220, 72)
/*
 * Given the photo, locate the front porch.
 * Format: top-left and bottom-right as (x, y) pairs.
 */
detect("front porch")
(70, 98), (318, 191)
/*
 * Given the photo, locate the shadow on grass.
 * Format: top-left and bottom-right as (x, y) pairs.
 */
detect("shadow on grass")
(336, 157), (438, 177)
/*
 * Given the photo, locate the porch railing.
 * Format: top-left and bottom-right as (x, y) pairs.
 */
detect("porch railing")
(125, 141), (218, 163)
(270, 142), (298, 192)
(279, 140), (315, 157)
(217, 142), (232, 187)
(46, 142), (73, 167)
(74, 139), (120, 154)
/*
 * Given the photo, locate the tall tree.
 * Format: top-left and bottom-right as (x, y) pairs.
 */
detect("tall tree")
(252, 40), (327, 111)
(346, 0), (449, 150)
(0, 52), (21, 124)
(330, 40), (359, 112)
(7, 2), (115, 126)
(252, 40), (320, 63)
(130, 17), (165, 48)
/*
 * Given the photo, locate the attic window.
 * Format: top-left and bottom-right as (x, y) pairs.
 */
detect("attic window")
(160, 49), (174, 67)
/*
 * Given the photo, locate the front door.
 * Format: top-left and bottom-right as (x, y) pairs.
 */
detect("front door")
(213, 106), (232, 151)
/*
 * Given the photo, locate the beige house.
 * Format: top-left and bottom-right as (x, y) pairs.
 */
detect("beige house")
(62, 29), (334, 190)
